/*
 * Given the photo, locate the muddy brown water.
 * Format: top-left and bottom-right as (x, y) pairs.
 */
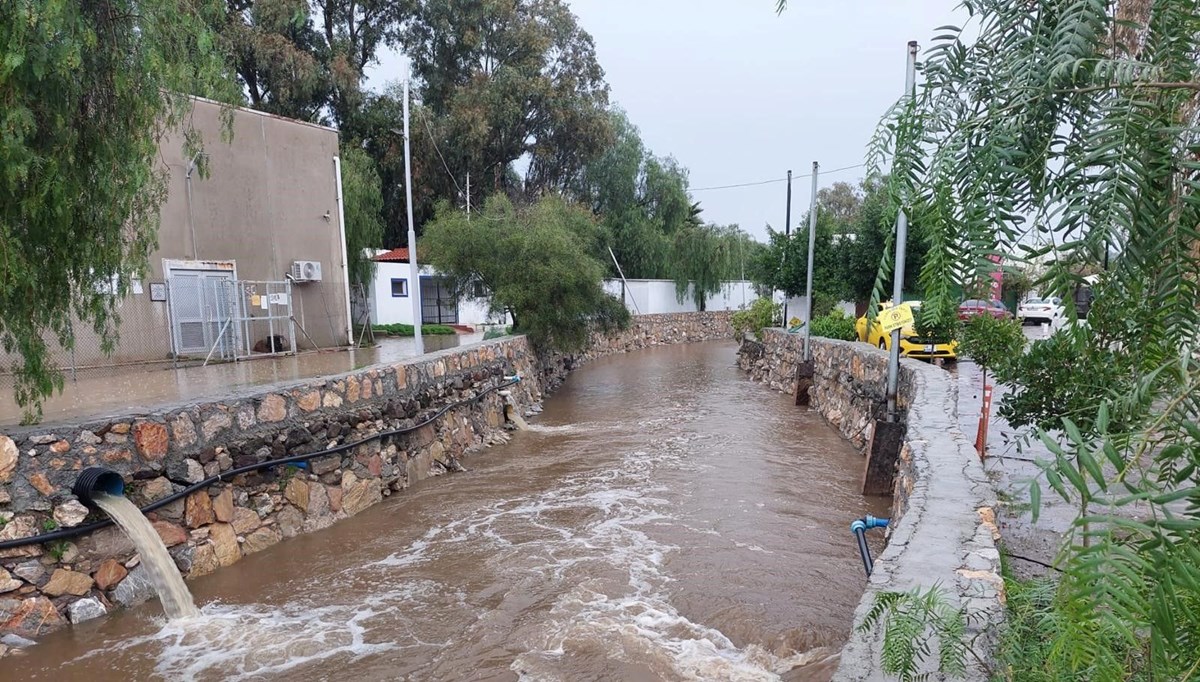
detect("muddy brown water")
(5, 342), (887, 681)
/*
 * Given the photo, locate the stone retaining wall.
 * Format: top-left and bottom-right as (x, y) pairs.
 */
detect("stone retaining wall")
(0, 311), (732, 643)
(739, 330), (1003, 681)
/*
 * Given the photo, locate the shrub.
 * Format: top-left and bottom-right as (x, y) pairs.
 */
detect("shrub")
(371, 323), (457, 337)
(956, 313), (1026, 383)
(732, 297), (780, 341)
(809, 309), (857, 341)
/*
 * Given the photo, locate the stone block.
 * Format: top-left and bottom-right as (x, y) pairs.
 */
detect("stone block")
(133, 422), (169, 461)
(231, 507), (261, 535)
(112, 566), (156, 607)
(209, 523), (241, 567)
(242, 526), (282, 555)
(1, 596), (64, 638)
(184, 491), (214, 528)
(92, 559), (127, 591)
(284, 477), (310, 513)
(0, 568), (21, 594)
(188, 544), (219, 579)
(152, 521), (188, 547)
(171, 414), (197, 449)
(42, 569), (94, 597)
(0, 435), (18, 483)
(212, 488), (235, 523)
(53, 500), (89, 528)
(257, 394), (287, 422)
(68, 597), (107, 624)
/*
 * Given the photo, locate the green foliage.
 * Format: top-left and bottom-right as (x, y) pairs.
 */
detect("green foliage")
(372, 324), (456, 337)
(47, 540), (70, 562)
(421, 194), (629, 351)
(809, 309), (857, 341)
(731, 298), (780, 342)
(671, 224), (750, 310)
(994, 574), (1147, 682)
(859, 587), (967, 682)
(41, 518), (58, 532)
(862, 0), (1200, 678)
(482, 326), (512, 341)
(957, 314), (1025, 377)
(1, 0), (239, 422)
(340, 145), (385, 287)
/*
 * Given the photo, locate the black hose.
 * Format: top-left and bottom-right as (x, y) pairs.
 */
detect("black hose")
(854, 528), (874, 576)
(0, 377), (521, 550)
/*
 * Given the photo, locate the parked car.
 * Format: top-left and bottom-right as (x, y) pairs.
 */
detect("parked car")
(855, 301), (957, 361)
(957, 299), (1012, 321)
(1017, 296), (1065, 325)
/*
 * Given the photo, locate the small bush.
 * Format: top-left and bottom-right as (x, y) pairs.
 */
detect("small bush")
(483, 326), (512, 340)
(372, 323), (458, 337)
(732, 297), (781, 341)
(810, 309), (857, 340)
(956, 313), (1025, 379)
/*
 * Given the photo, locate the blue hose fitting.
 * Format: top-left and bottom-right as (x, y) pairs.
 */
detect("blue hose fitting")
(505, 374), (521, 383)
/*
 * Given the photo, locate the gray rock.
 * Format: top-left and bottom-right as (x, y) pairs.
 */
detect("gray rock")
(67, 597), (107, 624)
(111, 566), (156, 608)
(53, 500), (90, 528)
(77, 431), (103, 445)
(217, 452), (233, 472)
(169, 544), (194, 574)
(1, 633), (37, 648)
(166, 459), (205, 485)
(11, 561), (46, 586)
(29, 435), (59, 445)
(252, 493), (274, 517)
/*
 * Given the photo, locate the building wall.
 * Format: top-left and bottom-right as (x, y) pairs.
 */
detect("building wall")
(5, 98), (351, 372)
(367, 263), (508, 328)
(602, 279), (759, 314)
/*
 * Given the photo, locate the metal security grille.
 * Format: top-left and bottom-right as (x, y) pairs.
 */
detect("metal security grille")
(167, 277), (296, 362)
(420, 276), (459, 325)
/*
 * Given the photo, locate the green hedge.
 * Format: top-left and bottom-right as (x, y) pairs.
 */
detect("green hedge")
(371, 323), (458, 336)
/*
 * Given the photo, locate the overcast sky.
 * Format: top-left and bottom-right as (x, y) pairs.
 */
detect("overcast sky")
(370, 0), (964, 242)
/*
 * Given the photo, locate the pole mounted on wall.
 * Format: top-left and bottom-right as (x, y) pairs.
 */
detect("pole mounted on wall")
(884, 40), (919, 424)
(402, 65), (424, 355)
(781, 169), (793, 325)
(794, 162), (820, 406)
(863, 40), (920, 497)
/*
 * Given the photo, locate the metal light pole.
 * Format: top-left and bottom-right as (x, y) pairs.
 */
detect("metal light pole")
(781, 169), (793, 325)
(885, 40), (919, 422)
(803, 161), (819, 361)
(402, 68), (424, 355)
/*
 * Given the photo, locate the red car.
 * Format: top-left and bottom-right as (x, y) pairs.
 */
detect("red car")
(957, 299), (1012, 321)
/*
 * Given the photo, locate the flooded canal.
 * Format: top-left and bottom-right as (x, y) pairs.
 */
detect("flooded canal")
(5, 342), (887, 681)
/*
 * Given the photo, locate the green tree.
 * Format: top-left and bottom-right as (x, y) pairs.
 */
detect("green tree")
(1, 0), (238, 422)
(864, 0), (1200, 677)
(401, 0), (613, 204)
(421, 194), (628, 350)
(838, 178), (927, 304)
(339, 146), (385, 288)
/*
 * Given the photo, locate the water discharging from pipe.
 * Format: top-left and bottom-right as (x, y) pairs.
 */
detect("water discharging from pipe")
(91, 493), (199, 619)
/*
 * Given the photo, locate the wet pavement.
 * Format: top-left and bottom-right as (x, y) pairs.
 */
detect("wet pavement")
(3, 342), (887, 681)
(0, 333), (482, 427)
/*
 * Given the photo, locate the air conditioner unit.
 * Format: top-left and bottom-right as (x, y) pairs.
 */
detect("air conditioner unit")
(290, 260), (323, 282)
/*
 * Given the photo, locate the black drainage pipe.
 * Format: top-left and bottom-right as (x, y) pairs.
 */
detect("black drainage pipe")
(0, 376), (521, 551)
(850, 515), (890, 576)
(72, 467), (126, 507)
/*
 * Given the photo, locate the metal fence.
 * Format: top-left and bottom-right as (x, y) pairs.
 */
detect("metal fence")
(0, 278), (298, 388)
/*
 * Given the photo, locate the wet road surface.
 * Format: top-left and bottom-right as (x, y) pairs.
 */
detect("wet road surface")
(5, 342), (886, 681)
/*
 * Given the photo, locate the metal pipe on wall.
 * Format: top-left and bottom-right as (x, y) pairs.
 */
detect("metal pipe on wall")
(333, 156), (354, 346)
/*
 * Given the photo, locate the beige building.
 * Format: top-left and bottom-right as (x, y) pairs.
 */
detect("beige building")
(41, 97), (353, 370)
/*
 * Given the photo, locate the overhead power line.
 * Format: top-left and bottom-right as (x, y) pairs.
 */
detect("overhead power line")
(690, 163), (868, 192)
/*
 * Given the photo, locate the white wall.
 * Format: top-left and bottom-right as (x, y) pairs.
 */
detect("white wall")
(603, 279), (759, 314)
(367, 262), (510, 328)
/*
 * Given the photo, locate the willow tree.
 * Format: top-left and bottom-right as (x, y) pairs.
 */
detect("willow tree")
(1, 0), (238, 422)
(859, 0), (1200, 678)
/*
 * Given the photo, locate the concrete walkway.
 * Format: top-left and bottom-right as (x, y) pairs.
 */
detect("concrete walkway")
(0, 333), (484, 427)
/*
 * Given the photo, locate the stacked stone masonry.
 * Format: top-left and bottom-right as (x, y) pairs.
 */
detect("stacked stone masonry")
(739, 330), (1004, 682)
(0, 312), (732, 640)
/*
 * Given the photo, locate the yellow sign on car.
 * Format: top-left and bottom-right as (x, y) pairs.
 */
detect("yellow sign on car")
(879, 303), (914, 333)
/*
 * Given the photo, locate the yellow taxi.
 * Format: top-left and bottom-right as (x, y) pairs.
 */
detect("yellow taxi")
(855, 301), (958, 361)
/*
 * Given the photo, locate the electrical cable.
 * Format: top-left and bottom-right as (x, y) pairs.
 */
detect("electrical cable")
(691, 163), (868, 192)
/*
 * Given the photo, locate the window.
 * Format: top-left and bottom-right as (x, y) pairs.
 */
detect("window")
(472, 281), (487, 298)
(391, 278), (408, 297)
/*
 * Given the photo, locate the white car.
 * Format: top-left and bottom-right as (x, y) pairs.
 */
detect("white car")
(1017, 296), (1065, 325)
